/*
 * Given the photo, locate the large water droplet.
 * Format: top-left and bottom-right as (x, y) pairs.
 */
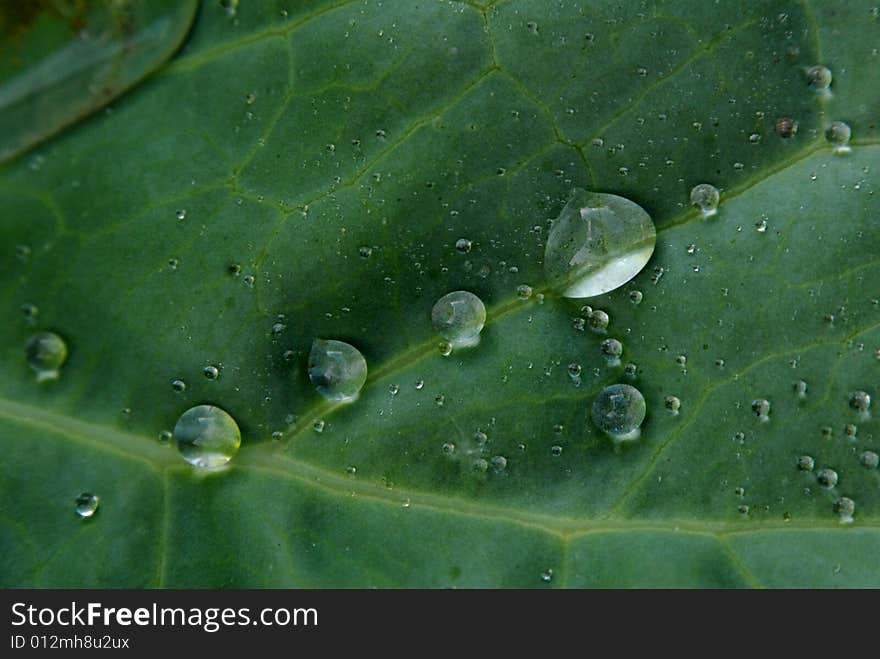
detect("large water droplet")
(74, 493), (99, 518)
(308, 339), (368, 402)
(816, 467), (838, 488)
(591, 384), (646, 440)
(431, 290), (486, 348)
(690, 183), (720, 216)
(834, 497), (854, 524)
(544, 189), (656, 298)
(25, 331), (68, 382)
(173, 404), (241, 469)
(806, 65), (832, 90)
(826, 121), (851, 152)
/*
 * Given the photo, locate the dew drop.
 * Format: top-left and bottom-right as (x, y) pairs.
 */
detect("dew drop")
(490, 455), (508, 472)
(442, 442), (456, 455)
(826, 121), (851, 152)
(591, 384), (646, 440)
(834, 497), (854, 524)
(664, 395), (681, 415)
(544, 188), (656, 298)
(690, 183), (720, 216)
(358, 245), (373, 258)
(159, 430), (172, 443)
(775, 116), (797, 138)
(751, 398), (771, 422)
(541, 568), (554, 583)
(455, 238), (472, 254)
(816, 468), (838, 488)
(806, 65), (832, 90)
(431, 290), (486, 348)
(794, 380), (808, 399)
(438, 340), (453, 357)
(797, 455), (815, 471)
(849, 390), (871, 414)
(755, 218), (768, 233)
(629, 290), (643, 305)
(516, 284), (533, 300)
(550, 445), (563, 456)
(588, 309), (609, 333)
(173, 404), (241, 468)
(859, 451), (879, 469)
(175, 209), (187, 221)
(389, 384), (399, 396)
(308, 339), (368, 402)
(74, 493), (99, 518)
(600, 338), (623, 362)
(25, 331), (68, 382)
(313, 419), (325, 433)
(203, 365), (220, 380)
(171, 379), (186, 393)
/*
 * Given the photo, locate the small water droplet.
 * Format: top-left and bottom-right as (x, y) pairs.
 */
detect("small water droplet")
(690, 183), (720, 216)
(203, 365), (220, 380)
(859, 451), (879, 469)
(431, 290), (486, 348)
(313, 419), (325, 433)
(414, 380), (425, 390)
(797, 455), (815, 471)
(664, 395), (681, 415)
(588, 309), (609, 333)
(834, 497), (854, 524)
(591, 384), (646, 440)
(629, 290), (643, 304)
(435, 394), (445, 406)
(25, 331), (68, 382)
(175, 209), (187, 221)
(816, 468), (838, 488)
(308, 339), (368, 402)
(825, 121), (851, 152)
(455, 238), (472, 253)
(490, 455), (508, 472)
(624, 363), (638, 378)
(516, 284), (533, 300)
(544, 189), (656, 298)
(806, 65), (832, 90)
(541, 568), (553, 582)
(438, 340), (453, 357)
(775, 116), (797, 138)
(794, 380), (808, 399)
(358, 245), (373, 258)
(751, 398), (771, 422)
(442, 442), (456, 455)
(550, 445), (563, 456)
(755, 218), (768, 233)
(849, 390), (871, 414)
(74, 493), (99, 518)
(159, 429), (172, 443)
(844, 423), (858, 438)
(171, 379), (186, 393)
(173, 404), (241, 468)
(346, 465), (357, 477)
(389, 384), (399, 396)
(600, 338), (623, 362)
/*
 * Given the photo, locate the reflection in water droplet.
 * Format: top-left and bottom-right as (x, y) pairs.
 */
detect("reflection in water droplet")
(25, 331), (68, 382)
(591, 384), (646, 440)
(75, 493), (99, 518)
(431, 291), (486, 348)
(544, 189), (655, 298)
(308, 339), (368, 402)
(173, 404), (241, 468)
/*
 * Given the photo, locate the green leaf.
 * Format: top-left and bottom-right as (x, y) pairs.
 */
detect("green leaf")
(0, 0), (199, 163)
(1, 0), (879, 588)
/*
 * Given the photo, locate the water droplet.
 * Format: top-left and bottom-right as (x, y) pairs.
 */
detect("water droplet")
(751, 398), (771, 422)
(591, 384), (646, 440)
(435, 394), (445, 406)
(755, 218), (768, 233)
(472, 458), (488, 472)
(171, 379), (186, 393)
(442, 442), (456, 455)
(25, 331), (68, 382)
(834, 497), (854, 524)
(664, 395), (681, 415)
(624, 363), (638, 378)
(749, 133), (761, 144)
(313, 419), (325, 433)
(541, 568), (554, 582)
(490, 455), (508, 472)
(797, 455), (815, 471)
(203, 365), (220, 380)
(550, 445), (563, 456)
(544, 188), (656, 298)
(587, 309), (609, 333)
(844, 423), (858, 438)
(173, 404), (241, 468)
(389, 384), (399, 396)
(159, 430), (172, 443)
(629, 290), (643, 305)
(414, 380), (425, 390)
(600, 338), (623, 362)
(21, 303), (38, 321)
(826, 121), (851, 152)
(526, 21), (539, 34)
(816, 468), (838, 488)
(438, 340), (453, 357)
(516, 284), (533, 300)
(228, 263), (241, 276)
(806, 65), (832, 90)
(737, 504), (750, 515)
(243, 274), (255, 287)
(794, 380), (808, 399)
(308, 339), (368, 402)
(821, 426), (834, 439)
(74, 493), (99, 518)
(568, 363), (582, 380)
(346, 465), (357, 477)
(849, 390), (871, 414)
(775, 116), (797, 138)
(455, 238), (472, 253)
(358, 245), (373, 258)
(859, 451), (879, 469)
(271, 430), (283, 441)
(690, 183), (720, 216)
(175, 209), (187, 221)
(431, 290), (486, 348)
